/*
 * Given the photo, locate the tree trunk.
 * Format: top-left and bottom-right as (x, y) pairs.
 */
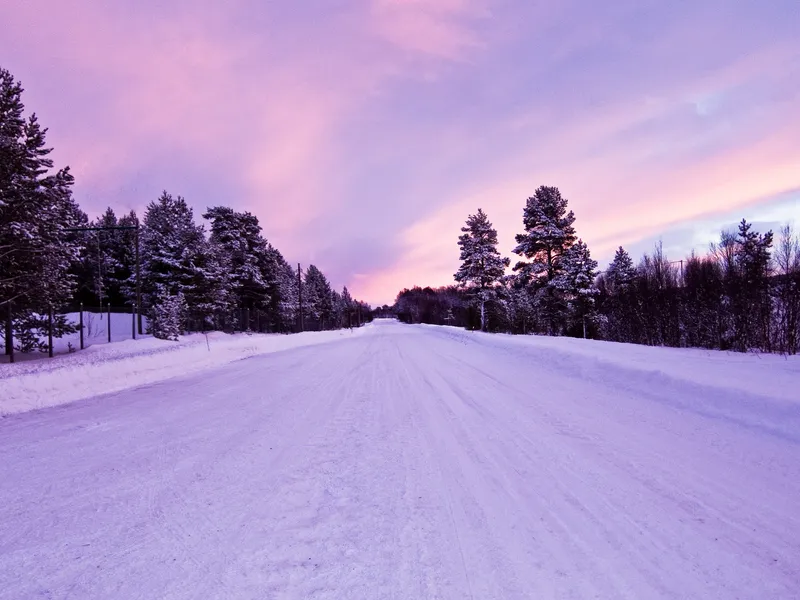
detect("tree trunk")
(480, 297), (486, 332)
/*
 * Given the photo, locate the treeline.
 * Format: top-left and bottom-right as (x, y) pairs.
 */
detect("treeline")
(1, 67), (369, 352)
(394, 186), (800, 354)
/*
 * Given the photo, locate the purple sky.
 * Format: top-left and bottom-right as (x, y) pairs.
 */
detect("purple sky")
(3, 0), (799, 305)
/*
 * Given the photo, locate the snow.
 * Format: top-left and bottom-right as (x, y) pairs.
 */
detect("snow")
(1, 319), (799, 599)
(0, 326), (371, 416)
(1, 310), (151, 362)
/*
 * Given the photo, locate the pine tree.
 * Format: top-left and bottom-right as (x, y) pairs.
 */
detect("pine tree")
(454, 208), (509, 331)
(732, 219), (773, 351)
(553, 239), (598, 337)
(303, 265), (333, 330)
(1, 68), (82, 354)
(150, 289), (187, 341)
(605, 246), (636, 293)
(140, 191), (225, 334)
(602, 246), (640, 342)
(341, 286), (354, 328)
(203, 206), (273, 314)
(272, 250), (299, 332)
(512, 186), (577, 334)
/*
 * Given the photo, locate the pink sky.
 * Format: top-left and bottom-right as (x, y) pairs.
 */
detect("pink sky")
(2, 0), (799, 305)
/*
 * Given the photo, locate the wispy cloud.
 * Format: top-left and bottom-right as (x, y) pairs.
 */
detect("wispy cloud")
(368, 0), (489, 60)
(2, 0), (798, 305)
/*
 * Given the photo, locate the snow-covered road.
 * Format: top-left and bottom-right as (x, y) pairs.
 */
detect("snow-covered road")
(1, 320), (799, 599)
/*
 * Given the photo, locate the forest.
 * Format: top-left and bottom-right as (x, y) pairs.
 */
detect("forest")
(394, 189), (800, 355)
(1, 67), (370, 355)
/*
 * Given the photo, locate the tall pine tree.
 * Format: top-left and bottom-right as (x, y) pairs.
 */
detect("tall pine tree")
(303, 265), (333, 330)
(1, 68), (83, 353)
(454, 208), (509, 331)
(203, 206), (273, 316)
(512, 186), (577, 334)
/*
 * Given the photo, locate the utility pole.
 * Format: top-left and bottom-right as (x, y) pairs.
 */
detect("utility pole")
(136, 224), (142, 334)
(297, 263), (304, 333)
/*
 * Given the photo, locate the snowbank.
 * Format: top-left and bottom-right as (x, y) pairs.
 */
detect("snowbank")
(0, 326), (374, 415)
(419, 324), (800, 404)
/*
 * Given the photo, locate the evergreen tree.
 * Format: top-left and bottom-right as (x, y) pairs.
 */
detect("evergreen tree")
(605, 247), (636, 293)
(454, 208), (509, 331)
(272, 250), (299, 332)
(303, 265), (333, 330)
(506, 278), (536, 334)
(330, 289), (344, 329)
(115, 210), (140, 307)
(732, 219), (773, 351)
(553, 239), (598, 337)
(512, 186), (577, 334)
(140, 191), (226, 334)
(602, 246), (640, 343)
(341, 286), (354, 328)
(150, 289), (187, 341)
(1, 68), (82, 354)
(203, 206), (273, 314)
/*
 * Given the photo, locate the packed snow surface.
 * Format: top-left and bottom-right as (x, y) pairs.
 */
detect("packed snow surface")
(1, 319), (799, 599)
(0, 327), (368, 415)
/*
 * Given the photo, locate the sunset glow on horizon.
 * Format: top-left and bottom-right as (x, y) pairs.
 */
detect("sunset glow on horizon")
(2, 0), (798, 306)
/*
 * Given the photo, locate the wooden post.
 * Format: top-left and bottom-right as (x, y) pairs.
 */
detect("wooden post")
(107, 302), (111, 343)
(297, 263), (304, 333)
(136, 225), (143, 335)
(48, 307), (54, 358)
(6, 303), (14, 363)
(79, 303), (85, 349)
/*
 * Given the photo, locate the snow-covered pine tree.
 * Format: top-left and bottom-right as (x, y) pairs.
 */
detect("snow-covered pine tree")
(203, 206), (273, 318)
(185, 233), (234, 331)
(303, 265), (333, 330)
(341, 286), (354, 328)
(732, 219), (773, 352)
(149, 288), (187, 341)
(330, 289), (343, 329)
(512, 186), (577, 334)
(271, 249), (299, 332)
(553, 239), (598, 338)
(115, 210), (140, 307)
(1, 68), (83, 354)
(601, 246), (640, 342)
(605, 246), (636, 294)
(140, 191), (225, 334)
(454, 208), (509, 331)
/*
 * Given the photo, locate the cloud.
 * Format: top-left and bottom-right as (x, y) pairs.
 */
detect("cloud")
(368, 0), (490, 60)
(2, 0), (799, 307)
